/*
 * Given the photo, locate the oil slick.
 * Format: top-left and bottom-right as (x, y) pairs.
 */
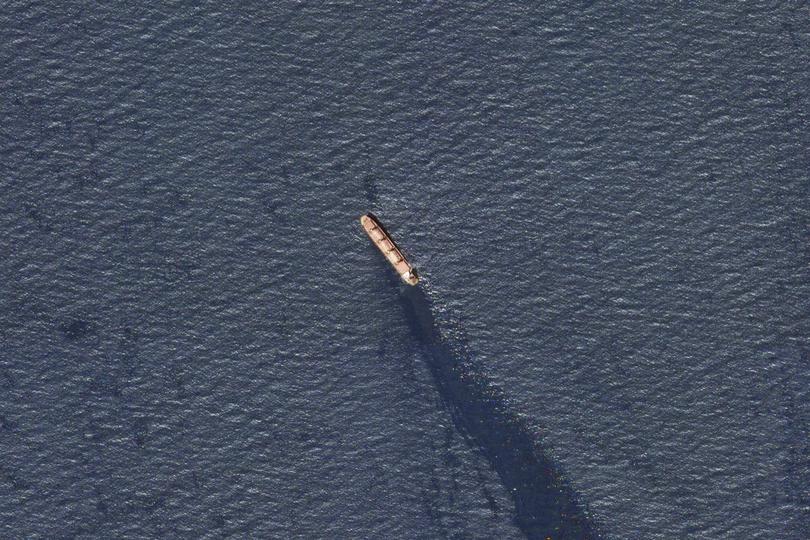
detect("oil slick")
(397, 284), (601, 540)
(358, 215), (600, 538)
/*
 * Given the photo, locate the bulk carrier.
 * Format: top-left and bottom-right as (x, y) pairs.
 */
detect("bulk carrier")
(359, 213), (419, 286)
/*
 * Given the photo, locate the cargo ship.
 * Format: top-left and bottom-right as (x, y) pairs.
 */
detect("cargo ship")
(360, 213), (419, 286)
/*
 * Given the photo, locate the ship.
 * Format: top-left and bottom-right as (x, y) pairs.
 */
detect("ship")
(360, 213), (419, 286)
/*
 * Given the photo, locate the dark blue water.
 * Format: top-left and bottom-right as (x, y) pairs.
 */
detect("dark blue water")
(2, 2), (809, 538)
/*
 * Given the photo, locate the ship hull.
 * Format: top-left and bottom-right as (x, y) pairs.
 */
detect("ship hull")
(360, 213), (419, 286)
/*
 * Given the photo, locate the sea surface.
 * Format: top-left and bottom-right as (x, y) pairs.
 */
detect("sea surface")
(1, 2), (809, 538)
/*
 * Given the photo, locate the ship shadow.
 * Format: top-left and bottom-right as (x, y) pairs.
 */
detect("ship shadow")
(397, 284), (601, 540)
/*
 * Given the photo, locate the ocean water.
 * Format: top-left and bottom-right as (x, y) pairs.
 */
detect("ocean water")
(1, 2), (809, 538)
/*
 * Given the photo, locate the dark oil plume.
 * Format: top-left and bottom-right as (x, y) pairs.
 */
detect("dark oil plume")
(396, 282), (602, 540)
